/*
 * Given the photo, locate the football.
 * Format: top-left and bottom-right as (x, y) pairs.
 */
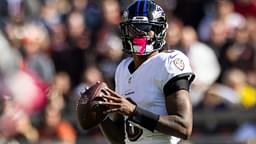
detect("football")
(76, 81), (109, 130)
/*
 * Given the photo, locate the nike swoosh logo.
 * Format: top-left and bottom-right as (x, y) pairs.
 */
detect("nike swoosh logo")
(170, 54), (178, 59)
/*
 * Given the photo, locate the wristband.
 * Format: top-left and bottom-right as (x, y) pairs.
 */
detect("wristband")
(128, 106), (160, 132)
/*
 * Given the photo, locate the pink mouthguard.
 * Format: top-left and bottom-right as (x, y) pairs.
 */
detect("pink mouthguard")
(132, 37), (147, 55)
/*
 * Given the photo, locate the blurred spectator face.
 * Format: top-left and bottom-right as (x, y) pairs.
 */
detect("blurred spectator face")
(223, 68), (247, 90)
(67, 11), (86, 38)
(247, 70), (256, 87)
(53, 72), (71, 95)
(45, 106), (61, 128)
(73, 0), (88, 11)
(234, 25), (250, 44)
(180, 26), (197, 48)
(22, 23), (50, 55)
(216, 0), (234, 17)
(209, 20), (228, 45)
(4, 22), (25, 48)
(102, 0), (121, 25)
(166, 20), (183, 48)
(50, 23), (67, 50)
(67, 11), (91, 49)
(223, 69), (256, 108)
(246, 17), (256, 43)
(42, 104), (76, 143)
(55, 0), (71, 14)
(83, 66), (103, 86)
(51, 23), (66, 41)
(8, 0), (25, 24)
(40, 2), (60, 26)
(202, 86), (224, 108)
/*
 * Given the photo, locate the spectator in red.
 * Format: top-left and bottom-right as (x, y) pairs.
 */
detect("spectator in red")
(38, 102), (76, 144)
(234, 0), (256, 17)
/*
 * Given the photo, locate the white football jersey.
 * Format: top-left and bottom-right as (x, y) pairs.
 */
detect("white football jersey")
(114, 50), (194, 144)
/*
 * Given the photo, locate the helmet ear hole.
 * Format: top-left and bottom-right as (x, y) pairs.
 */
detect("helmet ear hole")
(157, 17), (166, 23)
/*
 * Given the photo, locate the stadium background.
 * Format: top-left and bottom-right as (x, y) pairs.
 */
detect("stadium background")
(0, 0), (256, 143)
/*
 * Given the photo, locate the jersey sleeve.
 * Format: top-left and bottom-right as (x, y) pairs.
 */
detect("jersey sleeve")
(160, 51), (195, 91)
(114, 60), (122, 93)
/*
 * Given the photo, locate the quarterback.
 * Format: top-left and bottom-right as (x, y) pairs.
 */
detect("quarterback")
(77, 0), (195, 144)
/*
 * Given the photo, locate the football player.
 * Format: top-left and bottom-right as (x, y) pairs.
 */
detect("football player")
(78, 0), (195, 143)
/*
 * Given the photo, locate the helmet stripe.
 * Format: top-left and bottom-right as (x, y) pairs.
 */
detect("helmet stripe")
(143, 0), (147, 16)
(135, 0), (141, 16)
(139, 0), (145, 16)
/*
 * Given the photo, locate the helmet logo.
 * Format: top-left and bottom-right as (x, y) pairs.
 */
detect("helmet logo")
(152, 6), (165, 20)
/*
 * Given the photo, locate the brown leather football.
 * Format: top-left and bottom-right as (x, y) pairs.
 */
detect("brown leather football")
(76, 81), (109, 130)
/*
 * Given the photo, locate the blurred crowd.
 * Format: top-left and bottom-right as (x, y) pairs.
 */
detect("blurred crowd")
(0, 0), (255, 143)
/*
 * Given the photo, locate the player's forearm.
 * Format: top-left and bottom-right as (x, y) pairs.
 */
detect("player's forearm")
(100, 117), (125, 144)
(156, 115), (192, 139)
